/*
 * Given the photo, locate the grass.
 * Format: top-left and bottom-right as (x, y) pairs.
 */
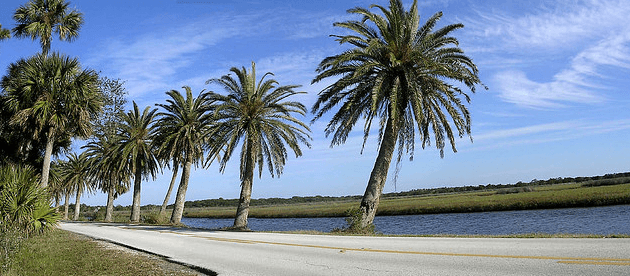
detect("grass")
(5, 229), (205, 276)
(183, 183), (630, 218)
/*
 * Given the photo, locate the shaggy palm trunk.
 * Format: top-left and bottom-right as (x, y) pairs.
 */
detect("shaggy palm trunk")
(359, 116), (398, 228)
(105, 185), (115, 222)
(160, 164), (179, 216)
(63, 192), (70, 220)
(130, 164), (142, 222)
(73, 191), (81, 220)
(170, 154), (192, 224)
(40, 130), (55, 188)
(233, 141), (254, 229)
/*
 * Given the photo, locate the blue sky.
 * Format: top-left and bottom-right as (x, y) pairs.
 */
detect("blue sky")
(2, 0), (629, 207)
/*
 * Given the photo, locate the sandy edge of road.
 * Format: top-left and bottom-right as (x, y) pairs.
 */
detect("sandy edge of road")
(67, 229), (218, 276)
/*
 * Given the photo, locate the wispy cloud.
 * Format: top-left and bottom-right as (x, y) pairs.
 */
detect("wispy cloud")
(85, 8), (339, 103)
(468, 0), (630, 108)
(472, 119), (630, 148)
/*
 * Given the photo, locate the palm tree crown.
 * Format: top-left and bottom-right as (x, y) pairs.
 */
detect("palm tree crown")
(0, 23), (10, 41)
(12, 0), (83, 55)
(311, 0), (484, 228)
(1, 52), (101, 188)
(206, 61), (311, 229)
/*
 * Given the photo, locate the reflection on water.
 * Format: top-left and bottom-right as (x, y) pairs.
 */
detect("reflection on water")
(181, 204), (630, 235)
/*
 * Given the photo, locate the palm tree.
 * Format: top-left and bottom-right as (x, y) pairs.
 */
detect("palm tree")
(154, 86), (217, 224)
(12, 0), (83, 55)
(59, 152), (93, 221)
(311, 0), (484, 229)
(1, 53), (102, 188)
(206, 62), (311, 229)
(0, 23), (10, 42)
(83, 136), (131, 222)
(117, 102), (159, 222)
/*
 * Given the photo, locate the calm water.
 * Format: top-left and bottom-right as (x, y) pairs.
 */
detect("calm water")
(181, 204), (630, 235)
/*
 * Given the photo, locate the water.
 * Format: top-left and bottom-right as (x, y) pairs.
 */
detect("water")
(181, 204), (630, 235)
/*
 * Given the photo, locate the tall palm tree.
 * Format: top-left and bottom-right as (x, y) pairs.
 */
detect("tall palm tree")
(311, 0), (484, 229)
(1, 53), (102, 188)
(117, 102), (159, 222)
(83, 136), (131, 222)
(59, 152), (93, 221)
(206, 62), (311, 229)
(12, 0), (83, 55)
(154, 86), (217, 224)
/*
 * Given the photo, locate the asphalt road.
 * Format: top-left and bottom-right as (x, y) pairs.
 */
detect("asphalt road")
(59, 222), (630, 276)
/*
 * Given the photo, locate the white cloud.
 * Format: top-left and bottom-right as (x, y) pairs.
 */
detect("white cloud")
(470, 0), (630, 108)
(86, 8), (339, 102)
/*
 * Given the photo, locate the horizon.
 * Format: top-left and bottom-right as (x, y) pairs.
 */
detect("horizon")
(2, 0), (629, 207)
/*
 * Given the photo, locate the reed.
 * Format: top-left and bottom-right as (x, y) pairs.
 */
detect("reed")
(183, 183), (630, 218)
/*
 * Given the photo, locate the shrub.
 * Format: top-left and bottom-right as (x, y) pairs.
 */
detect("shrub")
(331, 208), (376, 235)
(0, 164), (60, 273)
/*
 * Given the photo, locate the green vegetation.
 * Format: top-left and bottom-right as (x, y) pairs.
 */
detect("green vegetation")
(182, 182), (630, 219)
(0, 164), (60, 274)
(5, 229), (203, 276)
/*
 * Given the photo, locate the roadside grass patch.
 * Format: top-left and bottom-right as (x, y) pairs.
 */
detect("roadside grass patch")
(6, 229), (202, 276)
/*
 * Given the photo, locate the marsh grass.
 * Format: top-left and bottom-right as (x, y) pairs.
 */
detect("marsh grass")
(5, 229), (202, 276)
(183, 183), (630, 218)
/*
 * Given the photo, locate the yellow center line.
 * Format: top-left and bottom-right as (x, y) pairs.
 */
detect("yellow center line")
(125, 226), (630, 266)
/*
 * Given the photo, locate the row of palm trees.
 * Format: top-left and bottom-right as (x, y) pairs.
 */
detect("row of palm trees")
(2, 0), (484, 230)
(46, 62), (311, 228)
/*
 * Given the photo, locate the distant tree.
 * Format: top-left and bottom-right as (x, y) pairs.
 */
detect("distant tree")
(154, 86), (217, 224)
(93, 77), (128, 139)
(116, 102), (159, 222)
(1, 53), (102, 188)
(206, 62), (311, 229)
(0, 23), (10, 51)
(83, 136), (131, 222)
(85, 77), (130, 222)
(311, 0), (484, 229)
(59, 152), (93, 221)
(12, 0), (83, 55)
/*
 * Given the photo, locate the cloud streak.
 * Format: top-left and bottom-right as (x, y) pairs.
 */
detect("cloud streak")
(469, 0), (630, 108)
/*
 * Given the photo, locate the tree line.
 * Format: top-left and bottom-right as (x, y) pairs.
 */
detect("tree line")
(1, 0), (484, 233)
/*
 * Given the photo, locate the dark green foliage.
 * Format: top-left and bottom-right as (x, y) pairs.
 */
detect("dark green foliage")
(0, 165), (59, 234)
(12, 0), (84, 55)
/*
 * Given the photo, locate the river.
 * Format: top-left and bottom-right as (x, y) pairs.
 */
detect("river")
(181, 204), (630, 235)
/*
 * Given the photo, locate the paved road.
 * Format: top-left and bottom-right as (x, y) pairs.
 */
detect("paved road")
(59, 222), (630, 276)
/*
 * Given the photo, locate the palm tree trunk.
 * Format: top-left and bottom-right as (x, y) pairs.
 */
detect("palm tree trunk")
(359, 116), (398, 228)
(40, 129), (55, 188)
(130, 166), (142, 222)
(105, 185), (115, 222)
(63, 192), (70, 220)
(73, 190), (81, 221)
(233, 141), (254, 229)
(170, 155), (192, 224)
(160, 164), (179, 216)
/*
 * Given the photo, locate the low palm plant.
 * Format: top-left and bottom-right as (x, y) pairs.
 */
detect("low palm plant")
(0, 165), (59, 234)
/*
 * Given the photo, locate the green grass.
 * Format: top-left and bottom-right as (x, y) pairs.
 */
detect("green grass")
(183, 183), (630, 218)
(5, 229), (202, 276)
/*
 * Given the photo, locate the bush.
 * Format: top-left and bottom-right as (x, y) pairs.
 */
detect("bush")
(142, 212), (170, 225)
(331, 208), (376, 235)
(0, 164), (60, 273)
